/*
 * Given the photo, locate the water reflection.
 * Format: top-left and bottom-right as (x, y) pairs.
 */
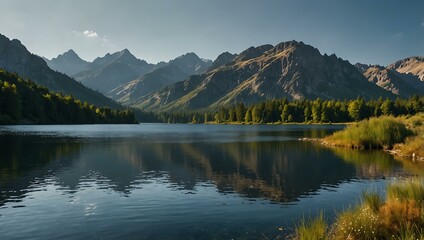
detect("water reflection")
(329, 147), (406, 179)
(2, 124), (423, 239)
(0, 126), (415, 206)
(0, 135), (82, 205)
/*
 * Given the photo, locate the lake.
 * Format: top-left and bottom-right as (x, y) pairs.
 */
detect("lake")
(0, 124), (414, 239)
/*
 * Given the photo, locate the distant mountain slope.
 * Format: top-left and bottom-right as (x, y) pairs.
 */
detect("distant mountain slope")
(43, 49), (89, 75)
(355, 64), (423, 97)
(72, 49), (155, 93)
(0, 34), (120, 108)
(130, 41), (392, 111)
(356, 62), (424, 96)
(108, 52), (212, 103)
(108, 64), (189, 102)
(388, 57), (424, 81)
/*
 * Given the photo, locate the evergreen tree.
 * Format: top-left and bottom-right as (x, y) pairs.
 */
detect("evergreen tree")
(348, 98), (365, 121)
(281, 105), (289, 122)
(204, 113), (209, 123)
(312, 99), (322, 123)
(304, 106), (311, 122)
(381, 98), (395, 115)
(235, 103), (245, 122)
(245, 108), (252, 123)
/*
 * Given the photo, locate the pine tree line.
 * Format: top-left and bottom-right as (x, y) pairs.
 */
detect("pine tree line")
(156, 96), (424, 124)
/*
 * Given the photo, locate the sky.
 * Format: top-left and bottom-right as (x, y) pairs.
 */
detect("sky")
(1, 0), (423, 65)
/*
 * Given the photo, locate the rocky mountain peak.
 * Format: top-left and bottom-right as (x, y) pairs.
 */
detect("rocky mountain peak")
(118, 48), (135, 58)
(355, 63), (370, 73)
(0, 33), (49, 70)
(235, 44), (273, 62)
(178, 52), (198, 59)
(3, 38), (30, 58)
(208, 52), (237, 71)
(51, 49), (83, 62)
(388, 56), (424, 81)
(169, 52), (211, 75)
(117, 49), (138, 61)
(274, 40), (300, 51)
(9, 39), (24, 48)
(173, 52), (201, 63)
(272, 40), (319, 56)
(45, 49), (88, 75)
(91, 49), (139, 67)
(355, 63), (386, 73)
(62, 49), (77, 57)
(388, 56), (424, 69)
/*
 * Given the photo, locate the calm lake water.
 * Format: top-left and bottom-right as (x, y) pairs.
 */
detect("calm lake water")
(0, 124), (415, 239)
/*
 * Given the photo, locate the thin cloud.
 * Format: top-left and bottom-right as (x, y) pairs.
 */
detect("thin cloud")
(73, 30), (99, 39)
(83, 30), (98, 38)
(421, 22), (424, 27)
(72, 30), (114, 50)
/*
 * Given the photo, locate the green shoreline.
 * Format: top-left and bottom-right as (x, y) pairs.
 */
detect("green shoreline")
(303, 115), (424, 160)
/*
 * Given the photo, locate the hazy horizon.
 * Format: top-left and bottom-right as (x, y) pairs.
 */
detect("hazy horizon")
(2, 0), (423, 65)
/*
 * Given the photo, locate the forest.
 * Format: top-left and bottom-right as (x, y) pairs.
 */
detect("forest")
(0, 69), (136, 124)
(156, 96), (424, 124)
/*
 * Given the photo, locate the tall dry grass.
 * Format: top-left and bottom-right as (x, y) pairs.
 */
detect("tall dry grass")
(291, 179), (424, 240)
(393, 114), (424, 159)
(324, 116), (413, 149)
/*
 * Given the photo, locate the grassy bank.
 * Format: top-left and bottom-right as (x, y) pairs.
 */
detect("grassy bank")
(391, 114), (424, 161)
(323, 116), (413, 149)
(322, 114), (424, 161)
(292, 179), (424, 239)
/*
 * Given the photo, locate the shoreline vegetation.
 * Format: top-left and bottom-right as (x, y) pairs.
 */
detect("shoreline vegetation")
(302, 114), (424, 161)
(293, 114), (424, 239)
(292, 178), (424, 240)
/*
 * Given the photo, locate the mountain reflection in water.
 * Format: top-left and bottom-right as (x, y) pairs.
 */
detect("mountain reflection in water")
(0, 124), (415, 239)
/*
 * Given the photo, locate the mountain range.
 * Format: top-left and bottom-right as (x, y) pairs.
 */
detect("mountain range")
(2, 32), (423, 114)
(71, 49), (156, 93)
(128, 41), (404, 111)
(43, 49), (88, 75)
(0, 34), (120, 108)
(107, 52), (212, 102)
(45, 48), (213, 100)
(45, 41), (424, 112)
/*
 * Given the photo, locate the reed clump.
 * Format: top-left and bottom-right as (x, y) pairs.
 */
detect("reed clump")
(293, 212), (328, 240)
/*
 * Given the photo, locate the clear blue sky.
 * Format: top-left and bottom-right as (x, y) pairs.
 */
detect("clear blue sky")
(1, 0), (423, 65)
